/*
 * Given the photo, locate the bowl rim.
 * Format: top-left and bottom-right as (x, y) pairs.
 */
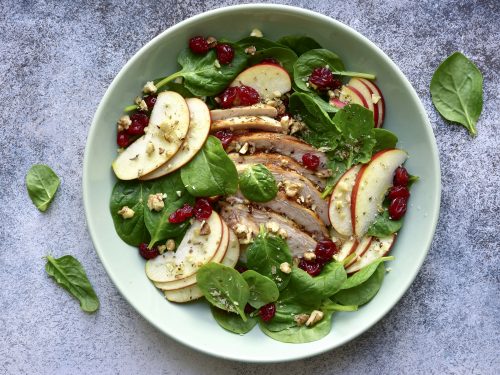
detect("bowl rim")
(83, 3), (441, 363)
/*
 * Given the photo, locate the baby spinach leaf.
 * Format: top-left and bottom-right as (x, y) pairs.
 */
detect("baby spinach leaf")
(322, 300), (358, 312)
(366, 210), (402, 238)
(143, 171), (194, 247)
(293, 49), (345, 93)
(242, 270), (279, 309)
(372, 128), (398, 153)
(155, 44), (248, 96)
(277, 35), (322, 56)
(110, 180), (150, 246)
(340, 256), (394, 290)
(237, 36), (284, 51)
(332, 262), (386, 306)
(197, 263), (249, 320)
(247, 47), (298, 74)
(210, 306), (258, 334)
(430, 52), (483, 136)
(45, 255), (99, 313)
(238, 164), (278, 202)
(181, 136), (238, 197)
(26, 164), (60, 212)
(408, 174), (420, 187)
(246, 227), (292, 290)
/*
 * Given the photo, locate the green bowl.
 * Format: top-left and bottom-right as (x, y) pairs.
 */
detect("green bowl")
(83, 4), (440, 363)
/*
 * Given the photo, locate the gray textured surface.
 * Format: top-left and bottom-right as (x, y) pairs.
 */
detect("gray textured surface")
(1, 0), (499, 374)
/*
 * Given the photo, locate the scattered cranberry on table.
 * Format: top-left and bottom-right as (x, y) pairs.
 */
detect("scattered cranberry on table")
(193, 198), (213, 221)
(189, 36), (209, 54)
(393, 166), (409, 186)
(308, 67), (342, 91)
(138, 243), (160, 260)
(302, 153), (320, 170)
(168, 203), (194, 223)
(214, 129), (234, 148)
(388, 197), (408, 220)
(259, 303), (276, 322)
(215, 43), (234, 64)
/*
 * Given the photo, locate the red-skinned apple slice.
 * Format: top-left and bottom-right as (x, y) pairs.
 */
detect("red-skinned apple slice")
(112, 91), (190, 180)
(230, 64), (292, 99)
(329, 165), (362, 237)
(358, 78), (385, 127)
(153, 221), (229, 290)
(140, 98), (211, 180)
(145, 211), (223, 282)
(329, 85), (368, 111)
(346, 234), (396, 274)
(345, 236), (373, 268)
(348, 78), (378, 126)
(333, 237), (358, 262)
(351, 149), (408, 237)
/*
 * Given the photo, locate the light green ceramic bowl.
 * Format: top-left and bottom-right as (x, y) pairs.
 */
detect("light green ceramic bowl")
(83, 4), (441, 363)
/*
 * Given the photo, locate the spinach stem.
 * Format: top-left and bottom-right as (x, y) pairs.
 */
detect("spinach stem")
(124, 104), (138, 112)
(155, 71), (184, 90)
(336, 71), (376, 80)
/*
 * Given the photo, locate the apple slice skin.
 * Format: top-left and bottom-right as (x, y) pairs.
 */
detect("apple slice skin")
(358, 78), (385, 127)
(345, 236), (373, 268)
(112, 91), (190, 180)
(145, 211), (223, 282)
(348, 78), (378, 126)
(230, 64), (292, 99)
(346, 234), (396, 274)
(333, 237), (358, 262)
(140, 98), (211, 180)
(351, 149), (408, 238)
(153, 221), (229, 291)
(329, 165), (362, 237)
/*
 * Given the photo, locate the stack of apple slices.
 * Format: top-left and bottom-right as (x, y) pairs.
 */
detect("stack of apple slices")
(331, 77), (385, 128)
(112, 93), (212, 181)
(145, 211), (240, 302)
(329, 149), (407, 272)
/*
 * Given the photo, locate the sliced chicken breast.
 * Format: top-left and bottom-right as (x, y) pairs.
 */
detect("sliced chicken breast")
(210, 104), (278, 121)
(211, 116), (284, 133)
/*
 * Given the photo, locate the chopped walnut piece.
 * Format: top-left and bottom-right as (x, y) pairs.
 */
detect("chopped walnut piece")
(117, 206), (134, 219)
(146, 142), (155, 155)
(143, 81), (157, 94)
(294, 314), (310, 326)
(234, 223), (252, 244)
(283, 180), (303, 198)
(250, 28), (263, 37)
(265, 221), (280, 233)
(277, 228), (288, 239)
(244, 46), (256, 55)
(279, 262), (292, 274)
(117, 115), (131, 131)
(147, 193), (165, 212)
(305, 310), (324, 327)
(199, 221), (211, 236)
(303, 251), (316, 261)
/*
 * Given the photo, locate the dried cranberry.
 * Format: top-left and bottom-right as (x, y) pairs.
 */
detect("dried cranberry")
(259, 58), (280, 65)
(388, 197), (407, 220)
(144, 95), (157, 111)
(393, 166), (409, 187)
(259, 303), (276, 322)
(219, 87), (238, 109)
(235, 264), (248, 273)
(189, 36), (209, 54)
(315, 240), (338, 264)
(130, 113), (149, 127)
(117, 131), (130, 147)
(219, 85), (260, 109)
(214, 129), (234, 148)
(168, 204), (194, 223)
(387, 185), (410, 201)
(193, 198), (212, 221)
(127, 121), (146, 135)
(138, 243), (159, 260)
(244, 304), (255, 314)
(298, 258), (322, 276)
(308, 67), (342, 91)
(216, 43), (234, 64)
(302, 153), (320, 170)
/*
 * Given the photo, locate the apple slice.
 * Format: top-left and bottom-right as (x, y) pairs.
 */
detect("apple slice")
(358, 78), (385, 127)
(348, 78), (378, 126)
(333, 237), (358, 262)
(145, 211), (223, 282)
(230, 64), (292, 99)
(330, 85), (368, 110)
(345, 236), (373, 268)
(351, 149), (408, 237)
(112, 91), (190, 180)
(329, 165), (362, 237)
(210, 104), (277, 121)
(139, 98), (210, 180)
(164, 284), (203, 303)
(346, 234), (396, 274)
(211, 115), (284, 133)
(221, 229), (240, 268)
(154, 221), (229, 291)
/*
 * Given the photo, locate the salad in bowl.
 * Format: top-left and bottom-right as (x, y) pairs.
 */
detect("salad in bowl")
(108, 30), (416, 343)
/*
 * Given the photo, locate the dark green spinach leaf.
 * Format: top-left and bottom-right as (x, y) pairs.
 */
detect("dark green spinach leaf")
(277, 35), (322, 56)
(372, 128), (398, 153)
(238, 164), (278, 202)
(242, 270), (279, 309)
(210, 306), (258, 334)
(430, 52), (483, 136)
(26, 164), (60, 212)
(181, 136), (238, 197)
(45, 255), (99, 313)
(197, 263), (249, 320)
(366, 210), (402, 238)
(340, 256), (394, 290)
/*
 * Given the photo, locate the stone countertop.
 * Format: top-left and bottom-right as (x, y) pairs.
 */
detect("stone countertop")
(1, 0), (499, 374)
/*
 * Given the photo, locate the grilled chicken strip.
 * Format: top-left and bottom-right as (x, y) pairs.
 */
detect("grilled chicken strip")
(227, 132), (329, 170)
(211, 116), (284, 133)
(229, 152), (327, 190)
(219, 202), (317, 258)
(210, 104), (278, 121)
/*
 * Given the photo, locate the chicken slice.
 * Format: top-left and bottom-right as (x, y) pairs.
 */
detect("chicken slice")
(211, 116), (284, 133)
(210, 104), (278, 121)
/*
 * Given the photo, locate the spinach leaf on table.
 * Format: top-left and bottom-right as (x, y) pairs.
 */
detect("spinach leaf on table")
(372, 128), (398, 153)
(143, 171), (194, 247)
(246, 226), (292, 290)
(210, 306), (258, 334)
(293, 49), (345, 93)
(197, 263), (249, 320)
(181, 136), (238, 197)
(26, 164), (60, 212)
(110, 180), (150, 246)
(238, 164), (278, 203)
(430, 52), (483, 136)
(277, 35), (322, 56)
(45, 255), (99, 313)
(242, 270), (279, 309)
(247, 47), (298, 74)
(366, 210), (403, 238)
(332, 262), (386, 306)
